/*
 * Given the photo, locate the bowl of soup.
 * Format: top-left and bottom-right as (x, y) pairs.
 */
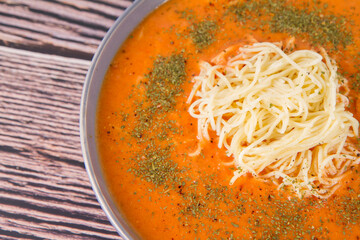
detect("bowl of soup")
(81, 0), (360, 239)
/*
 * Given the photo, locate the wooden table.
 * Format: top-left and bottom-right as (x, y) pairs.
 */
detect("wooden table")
(0, 1), (134, 239)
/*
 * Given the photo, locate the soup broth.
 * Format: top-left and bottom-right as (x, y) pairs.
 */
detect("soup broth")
(97, 0), (360, 239)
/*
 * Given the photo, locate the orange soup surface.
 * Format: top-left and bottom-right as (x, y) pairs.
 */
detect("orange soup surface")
(97, 0), (360, 239)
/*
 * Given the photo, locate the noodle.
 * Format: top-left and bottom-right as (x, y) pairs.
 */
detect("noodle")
(187, 42), (360, 198)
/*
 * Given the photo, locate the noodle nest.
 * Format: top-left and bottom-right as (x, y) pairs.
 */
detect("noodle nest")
(188, 42), (360, 198)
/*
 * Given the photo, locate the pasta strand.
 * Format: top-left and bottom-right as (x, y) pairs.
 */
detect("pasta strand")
(187, 42), (360, 198)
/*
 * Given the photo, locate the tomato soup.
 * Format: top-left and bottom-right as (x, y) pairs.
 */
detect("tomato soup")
(97, 0), (360, 239)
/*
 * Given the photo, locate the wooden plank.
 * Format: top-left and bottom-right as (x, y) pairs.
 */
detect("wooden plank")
(0, 46), (120, 239)
(0, 0), (134, 60)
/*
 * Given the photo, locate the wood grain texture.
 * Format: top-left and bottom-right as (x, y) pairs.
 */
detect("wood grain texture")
(0, 0), (140, 238)
(0, 0), (133, 60)
(0, 46), (120, 239)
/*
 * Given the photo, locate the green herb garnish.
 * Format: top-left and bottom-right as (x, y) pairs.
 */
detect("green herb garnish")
(128, 53), (187, 187)
(131, 141), (179, 186)
(228, 0), (353, 49)
(132, 53), (186, 140)
(189, 20), (219, 49)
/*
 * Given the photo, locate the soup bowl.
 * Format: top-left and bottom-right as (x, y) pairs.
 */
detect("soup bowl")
(80, 0), (167, 239)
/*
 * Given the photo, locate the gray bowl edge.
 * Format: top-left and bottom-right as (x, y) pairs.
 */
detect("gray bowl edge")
(80, 0), (168, 239)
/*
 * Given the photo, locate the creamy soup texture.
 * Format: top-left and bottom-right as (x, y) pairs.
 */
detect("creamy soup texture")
(97, 0), (360, 239)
